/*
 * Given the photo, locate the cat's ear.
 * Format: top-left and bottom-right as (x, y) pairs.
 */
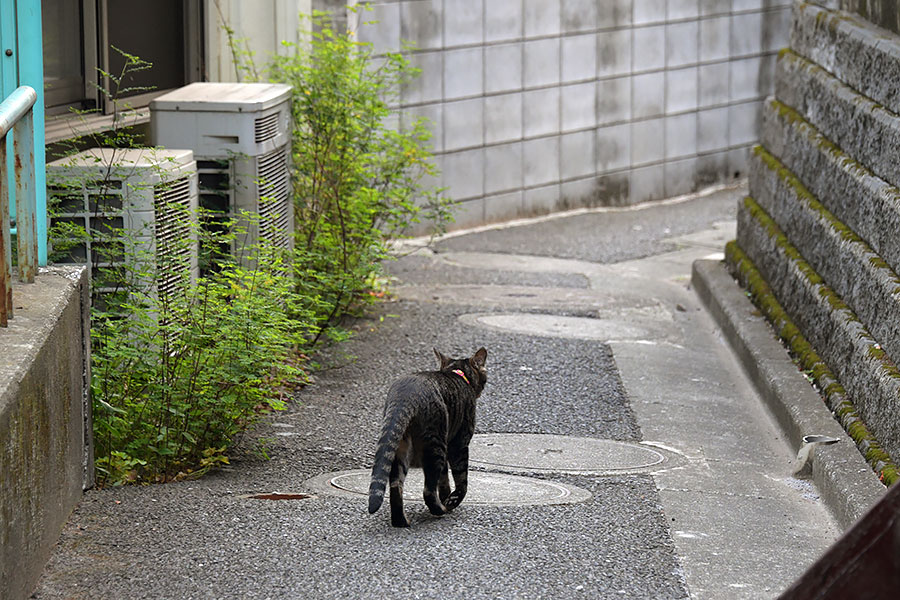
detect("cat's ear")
(434, 347), (451, 369)
(471, 347), (487, 369)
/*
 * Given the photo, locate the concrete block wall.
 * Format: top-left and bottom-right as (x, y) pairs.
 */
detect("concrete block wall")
(730, 2), (900, 475)
(353, 0), (792, 230)
(0, 266), (92, 600)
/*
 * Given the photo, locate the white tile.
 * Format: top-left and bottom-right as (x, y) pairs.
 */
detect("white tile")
(632, 71), (665, 118)
(485, 190), (524, 223)
(729, 56), (762, 102)
(732, 0), (764, 11)
(523, 136), (561, 187)
(562, 34), (597, 83)
(599, 0), (633, 28)
(485, 0), (523, 42)
(524, 184), (562, 216)
(665, 112), (698, 159)
(700, 0), (731, 16)
(665, 66), (698, 114)
(666, 21), (699, 67)
(561, 130), (596, 179)
(485, 93), (523, 144)
(728, 145), (750, 179)
(524, 38), (561, 88)
(668, 0), (700, 20)
(485, 142), (524, 194)
(629, 163), (666, 203)
(402, 51), (443, 104)
(700, 16), (730, 62)
(731, 11), (763, 57)
(450, 197), (485, 228)
(699, 62), (730, 107)
(633, 25), (666, 72)
(597, 122), (631, 171)
(631, 117), (666, 165)
(444, 0), (484, 46)
(402, 103), (444, 153)
(443, 47), (483, 99)
(441, 148), (485, 200)
(562, 0), (598, 33)
(485, 43), (523, 93)
(523, 87), (561, 137)
(561, 177), (598, 206)
(697, 106), (730, 152)
(728, 101), (761, 146)
(696, 151), (729, 186)
(597, 76), (632, 125)
(665, 157), (698, 197)
(356, 3), (400, 55)
(561, 81), (597, 131)
(634, 0), (667, 25)
(401, 0), (443, 50)
(443, 98), (484, 150)
(598, 29), (632, 77)
(524, 0), (560, 37)
(762, 7), (792, 53)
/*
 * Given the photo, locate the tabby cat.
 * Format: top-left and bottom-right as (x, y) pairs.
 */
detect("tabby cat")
(368, 347), (488, 527)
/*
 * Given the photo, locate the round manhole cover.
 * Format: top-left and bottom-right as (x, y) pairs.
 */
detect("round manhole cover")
(303, 470), (591, 506)
(470, 434), (672, 475)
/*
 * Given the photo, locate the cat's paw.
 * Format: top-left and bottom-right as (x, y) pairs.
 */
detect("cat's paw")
(445, 490), (466, 511)
(391, 514), (411, 528)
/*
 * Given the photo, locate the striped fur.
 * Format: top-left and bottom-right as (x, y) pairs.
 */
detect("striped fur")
(368, 347), (487, 527)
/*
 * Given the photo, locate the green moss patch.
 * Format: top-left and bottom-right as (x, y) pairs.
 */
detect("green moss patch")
(726, 240), (898, 485)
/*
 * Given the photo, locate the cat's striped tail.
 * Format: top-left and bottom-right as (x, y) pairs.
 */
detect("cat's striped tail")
(368, 407), (412, 514)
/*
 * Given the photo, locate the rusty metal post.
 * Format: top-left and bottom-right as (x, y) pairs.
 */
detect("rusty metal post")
(0, 85), (37, 326)
(0, 134), (8, 326)
(13, 105), (35, 282)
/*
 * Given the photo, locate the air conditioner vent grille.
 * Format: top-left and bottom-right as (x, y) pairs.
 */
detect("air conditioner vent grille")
(254, 112), (282, 144)
(154, 176), (193, 301)
(256, 148), (291, 249)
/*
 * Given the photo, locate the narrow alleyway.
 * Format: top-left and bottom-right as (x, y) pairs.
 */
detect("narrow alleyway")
(33, 184), (842, 599)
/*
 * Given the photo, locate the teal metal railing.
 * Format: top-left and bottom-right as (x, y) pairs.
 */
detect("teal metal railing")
(0, 84), (37, 326)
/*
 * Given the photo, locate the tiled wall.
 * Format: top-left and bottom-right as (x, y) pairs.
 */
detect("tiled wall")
(354, 0), (792, 230)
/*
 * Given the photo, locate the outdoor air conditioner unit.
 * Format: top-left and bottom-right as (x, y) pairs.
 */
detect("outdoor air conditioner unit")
(149, 83), (294, 265)
(47, 148), (199, 300)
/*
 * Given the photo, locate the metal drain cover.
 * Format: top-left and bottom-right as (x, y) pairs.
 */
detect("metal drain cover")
(303, 470), (591, 506)
(470, 433), (672, 475)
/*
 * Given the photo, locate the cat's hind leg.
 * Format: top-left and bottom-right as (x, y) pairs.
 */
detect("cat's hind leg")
(422, 434), (449, 516)
(445, 442), (470, 511)
(438, 464), (451, 503)
(389, 441), (411, 527)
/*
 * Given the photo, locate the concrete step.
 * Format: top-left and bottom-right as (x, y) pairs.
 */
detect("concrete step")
(736, 196), (900, 464)
(775, 49), (900, 190)
(748, 144), (900, 364)
(760, 97), (900, 277)
(791, 2), (900, 114)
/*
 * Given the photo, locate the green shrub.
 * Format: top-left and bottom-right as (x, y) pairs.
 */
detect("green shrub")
(268, 11), (452, 341)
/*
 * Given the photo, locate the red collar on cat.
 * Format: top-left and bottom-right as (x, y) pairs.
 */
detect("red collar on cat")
(451, 369), (469, 384)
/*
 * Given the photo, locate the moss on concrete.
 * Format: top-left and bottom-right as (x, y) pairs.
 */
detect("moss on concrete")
(725, 240), (898, 485)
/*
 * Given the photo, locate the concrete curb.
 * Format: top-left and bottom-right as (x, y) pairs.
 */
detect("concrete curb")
(692, 259), (884, 530)
(736, 198), (900, 463)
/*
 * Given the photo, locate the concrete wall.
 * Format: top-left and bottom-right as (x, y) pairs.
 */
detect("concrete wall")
(731, 1), (900, 478)
(353, 0), (792, 230)
(205, 0), (313, 82)
(0, 266), (92, 600)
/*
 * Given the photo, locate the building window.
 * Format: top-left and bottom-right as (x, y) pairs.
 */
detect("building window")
(42, 0), (203, 116)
